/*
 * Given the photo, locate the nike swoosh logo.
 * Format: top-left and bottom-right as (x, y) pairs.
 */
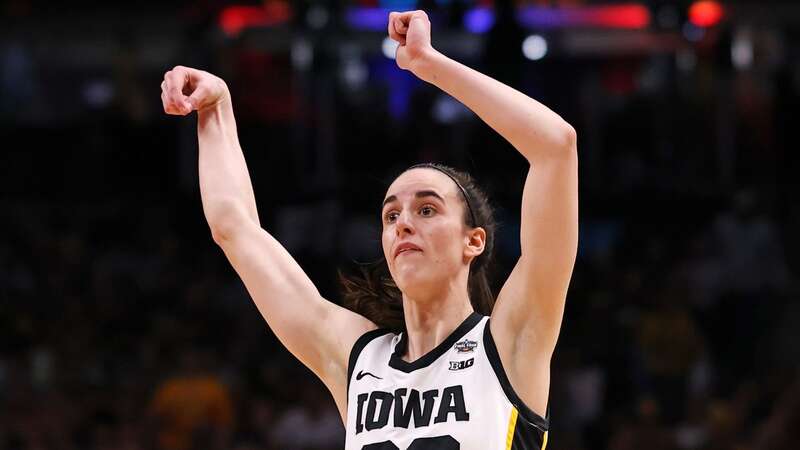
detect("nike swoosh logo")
(356, 370), (383, 381)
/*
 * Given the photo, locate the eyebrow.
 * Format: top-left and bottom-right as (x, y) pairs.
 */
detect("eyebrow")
(382, 190), (445, 208)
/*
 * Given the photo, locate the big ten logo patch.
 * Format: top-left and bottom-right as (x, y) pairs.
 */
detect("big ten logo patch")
(448, 358), (474, 371)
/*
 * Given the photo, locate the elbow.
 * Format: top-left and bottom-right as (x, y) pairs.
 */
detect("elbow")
(521, 121), (577, 162)
(206, 200), (252, 245)
(209, 222), (235, 247)
(542, 122), (577, 161)
(558, 122), (577, 152)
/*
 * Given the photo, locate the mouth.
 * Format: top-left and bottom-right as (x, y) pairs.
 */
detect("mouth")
(394, 243), (423, 259)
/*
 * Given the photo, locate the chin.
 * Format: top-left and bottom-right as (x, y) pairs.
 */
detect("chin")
(392, 263), (441, 295)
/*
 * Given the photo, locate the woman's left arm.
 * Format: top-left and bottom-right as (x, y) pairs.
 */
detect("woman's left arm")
(393, 10), (578, 414)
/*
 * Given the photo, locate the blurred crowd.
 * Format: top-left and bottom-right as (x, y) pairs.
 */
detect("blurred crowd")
(2, 167), (797, 450)
(2, 1), (800, 449)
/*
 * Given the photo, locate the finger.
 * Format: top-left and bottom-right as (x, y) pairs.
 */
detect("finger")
(180, 66), (204, 96)
(165, 68), (192, 113)
(186, 84), (209, 111)
(388, 13), (404, 44)
(160, 79), (182, 115)
(394, 17), (408, 34)
(163, 71), (182, 112)
(161, 81), (176, 114)
(387, 12), (396, 38)
(393, 20), (407, 45)
(160, 81), (168, 107)
(162, 91), (183, 115)
(395, 10), (415, 22)
(160, 90), (169, 113)
(409, 10), (430, 29)
(396, 10), (424, 26)
(393, 15), (407, 36)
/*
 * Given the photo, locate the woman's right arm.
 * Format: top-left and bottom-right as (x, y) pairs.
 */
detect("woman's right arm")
(160, 66), (377, 408)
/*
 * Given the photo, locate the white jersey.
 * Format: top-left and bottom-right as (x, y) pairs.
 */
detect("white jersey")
(345, 313), (549, 450)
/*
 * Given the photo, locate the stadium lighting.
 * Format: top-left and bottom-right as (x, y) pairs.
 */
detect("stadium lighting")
(464, 7), (495, 34)
(731, 30), (754, 70)
(522, 35), (548, 61)
(518, 4), (650, 30)
(218, 4), (292, 37)
(382, 37), (400, 60)
(688, 1), (724, 28)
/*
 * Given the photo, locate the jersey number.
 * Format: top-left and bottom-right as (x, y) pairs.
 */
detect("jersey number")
(363, 435), (459, 450)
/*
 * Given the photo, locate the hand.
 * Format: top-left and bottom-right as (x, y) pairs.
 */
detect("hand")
(388, 10), (436, 73)
(160, 66), (229, 115)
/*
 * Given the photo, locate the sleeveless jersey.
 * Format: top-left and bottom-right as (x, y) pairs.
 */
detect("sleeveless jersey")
(345, 312), (549, 450)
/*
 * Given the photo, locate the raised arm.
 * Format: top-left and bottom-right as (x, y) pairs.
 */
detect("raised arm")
(390, 11), (578, 416)
(160, 66), (376, 416)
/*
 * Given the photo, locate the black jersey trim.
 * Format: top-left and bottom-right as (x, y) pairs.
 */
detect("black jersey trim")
(511, 419), (548, 450)
(484, 319), (550, 433)
(388, 311), (482, 373)
(347, 328), (394, 395)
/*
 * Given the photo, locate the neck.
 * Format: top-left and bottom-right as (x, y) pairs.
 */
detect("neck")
(401, 275), (474, 362)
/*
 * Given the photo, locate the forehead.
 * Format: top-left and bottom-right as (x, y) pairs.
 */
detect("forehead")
(384, 168), (459, 202)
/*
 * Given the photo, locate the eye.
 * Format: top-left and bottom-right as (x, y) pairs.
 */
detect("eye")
(419, 205), (436, 217)
(384, 211), (399, 223)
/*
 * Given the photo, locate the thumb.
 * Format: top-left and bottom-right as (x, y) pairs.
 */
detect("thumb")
(187, 85), (209, 111)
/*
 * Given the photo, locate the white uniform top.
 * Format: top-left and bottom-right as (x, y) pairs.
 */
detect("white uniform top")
(345, 313), (549, 450)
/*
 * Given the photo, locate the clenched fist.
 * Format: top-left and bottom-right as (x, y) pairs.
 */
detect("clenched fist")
(160, 66), (229, 115)
(388, 10), (436, 73)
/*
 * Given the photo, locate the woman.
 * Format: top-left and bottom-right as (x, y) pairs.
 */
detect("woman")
(160, 10), (577, 450)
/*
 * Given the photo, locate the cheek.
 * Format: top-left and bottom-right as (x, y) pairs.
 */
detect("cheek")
(426, 222), (464, 261)
(381, 229), (392, 257)
(381, 227), (401, 270)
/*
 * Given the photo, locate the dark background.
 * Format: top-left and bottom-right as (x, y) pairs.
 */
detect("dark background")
(1, 0), (799, 449)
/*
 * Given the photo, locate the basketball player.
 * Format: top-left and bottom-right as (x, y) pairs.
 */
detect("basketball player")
(160, 10), (577, 449)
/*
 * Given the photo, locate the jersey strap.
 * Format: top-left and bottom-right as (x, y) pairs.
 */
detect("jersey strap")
(347, 327), (394, 395)
(483, 319), (550, 433)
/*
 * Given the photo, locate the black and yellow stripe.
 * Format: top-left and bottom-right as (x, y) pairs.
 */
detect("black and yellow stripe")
(505, 407), (548, 450)
(505, 407), (518, 449)
(485, 320), (550, 450)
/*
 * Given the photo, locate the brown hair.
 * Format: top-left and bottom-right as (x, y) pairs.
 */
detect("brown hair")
(339, 163), (497, 332)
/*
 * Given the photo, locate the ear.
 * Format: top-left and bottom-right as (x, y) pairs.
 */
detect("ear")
(463, 226), (486, 262)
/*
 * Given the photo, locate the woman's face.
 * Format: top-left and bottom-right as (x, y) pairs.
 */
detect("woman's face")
(381, 168), (480, 296)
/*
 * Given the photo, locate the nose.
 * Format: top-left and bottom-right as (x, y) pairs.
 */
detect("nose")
(395, 209), (415, 237)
